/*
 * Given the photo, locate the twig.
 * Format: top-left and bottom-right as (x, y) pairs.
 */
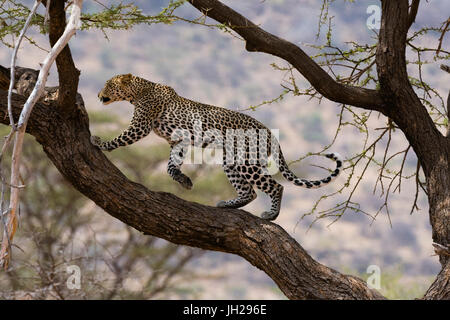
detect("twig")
(436, 18), (449, 56)
(410, 160), (421, 215)
(447, 90), (450, 138)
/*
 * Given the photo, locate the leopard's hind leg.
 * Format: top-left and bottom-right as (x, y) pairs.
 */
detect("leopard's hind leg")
(237, 164), (284, 221)
(217, 165), (257, 209)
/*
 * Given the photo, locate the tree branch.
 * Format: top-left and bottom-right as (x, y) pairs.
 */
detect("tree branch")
(0, 85), (385, 299)
(407, 0), (420, 29)
(376, 0), (446, 174)
(187, 0), (385, 112)
(46, 0), (80, 115)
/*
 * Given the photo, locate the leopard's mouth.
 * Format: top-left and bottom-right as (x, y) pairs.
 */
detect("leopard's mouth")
(99, 96), (112, 105)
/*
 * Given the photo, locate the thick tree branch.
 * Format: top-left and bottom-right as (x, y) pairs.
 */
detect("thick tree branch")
(187, 0), (385, 112)
(46, 0), (80, 115)
(0, 87), (385, 299)
(376, 0), (446, 175)
(407, 0), (420, 29)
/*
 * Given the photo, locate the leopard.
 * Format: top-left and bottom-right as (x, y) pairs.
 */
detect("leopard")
(90, 74), (342, 221)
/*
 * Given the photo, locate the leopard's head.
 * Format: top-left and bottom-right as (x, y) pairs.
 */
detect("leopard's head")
(98, 73), (137, 105)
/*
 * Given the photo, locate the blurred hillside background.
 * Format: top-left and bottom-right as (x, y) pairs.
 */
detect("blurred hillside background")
(0, 0), (448, 299)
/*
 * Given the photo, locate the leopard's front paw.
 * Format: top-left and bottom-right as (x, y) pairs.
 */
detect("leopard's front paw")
(174, 173), (193, 190)
(178, 175), (193, 190)
(90, 135), (103, 148)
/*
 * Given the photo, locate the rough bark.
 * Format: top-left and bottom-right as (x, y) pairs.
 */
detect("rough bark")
(423, 262), (450, 299)
(0, 90), (385, 300)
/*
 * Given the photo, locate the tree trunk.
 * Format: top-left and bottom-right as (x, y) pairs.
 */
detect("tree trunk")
(376, 0), (450, 271)
(427, 156), (450, 267)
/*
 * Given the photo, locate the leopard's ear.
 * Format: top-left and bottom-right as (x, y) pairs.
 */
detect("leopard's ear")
(119, 73), (133, 84)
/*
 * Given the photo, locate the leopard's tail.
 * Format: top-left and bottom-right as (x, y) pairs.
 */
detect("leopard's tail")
(275, 146), (342, 189)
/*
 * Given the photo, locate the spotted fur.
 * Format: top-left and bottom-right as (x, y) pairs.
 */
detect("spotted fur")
(91, 74), (342, 221)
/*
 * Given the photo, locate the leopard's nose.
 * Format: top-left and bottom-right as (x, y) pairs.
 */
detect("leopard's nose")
(98, 95), (110, 103)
